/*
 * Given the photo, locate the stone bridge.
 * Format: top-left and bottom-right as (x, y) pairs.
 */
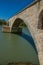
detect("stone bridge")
(2, 0), (43, 65)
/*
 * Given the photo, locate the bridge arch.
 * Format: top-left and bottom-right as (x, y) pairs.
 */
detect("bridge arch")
(11, 17), (38, 52)
(11, 18), (26, 28)
(11, 17), (40, 64)
(11, 18), (27, 33)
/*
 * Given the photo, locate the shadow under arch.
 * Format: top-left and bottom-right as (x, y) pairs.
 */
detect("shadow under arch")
(19, 32), (38, 54)
(12, 18), (26, 28)
(11, 18), (38, 54)
(38, 9), (43, 29)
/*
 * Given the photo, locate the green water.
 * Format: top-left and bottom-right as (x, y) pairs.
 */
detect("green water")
(0, 27), (39, 65)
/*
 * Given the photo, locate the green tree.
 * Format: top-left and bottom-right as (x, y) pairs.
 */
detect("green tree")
(0, 19), (7, 25)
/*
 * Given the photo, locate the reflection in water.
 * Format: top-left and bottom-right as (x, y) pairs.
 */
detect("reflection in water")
(14, 32), (37, 54)
(12, 27), (37, 54)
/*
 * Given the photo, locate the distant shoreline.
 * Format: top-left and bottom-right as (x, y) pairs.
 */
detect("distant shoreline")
(0, 19), (7, 26)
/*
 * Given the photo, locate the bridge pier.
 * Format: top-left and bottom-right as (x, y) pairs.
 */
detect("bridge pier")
(35, 33), (43, 65)
(2, 25), (11, 33)
(30, 31), (43, 65)
(2, 26), (22, 34)
(38, 52), (43, 65)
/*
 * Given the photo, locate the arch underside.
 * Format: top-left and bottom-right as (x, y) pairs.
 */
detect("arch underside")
(12, 18), (26, 28)
(11, 18), (38, 54)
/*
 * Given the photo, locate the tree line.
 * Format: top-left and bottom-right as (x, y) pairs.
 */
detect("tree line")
(0, 19), (7, 25)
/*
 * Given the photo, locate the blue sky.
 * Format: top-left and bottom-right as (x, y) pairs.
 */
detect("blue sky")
(0, 0), (35, 20)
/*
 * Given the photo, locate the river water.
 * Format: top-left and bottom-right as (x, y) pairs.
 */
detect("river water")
(0, 26), (39, 65)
